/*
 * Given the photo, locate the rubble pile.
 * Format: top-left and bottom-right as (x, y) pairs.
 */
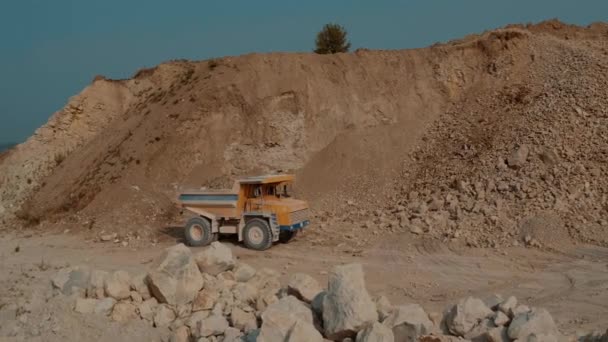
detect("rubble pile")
(49, 243), (606, 342)
(317, 25), (608, 250)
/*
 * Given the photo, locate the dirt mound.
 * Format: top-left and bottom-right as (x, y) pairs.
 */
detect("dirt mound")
(1, 20), (608, 251)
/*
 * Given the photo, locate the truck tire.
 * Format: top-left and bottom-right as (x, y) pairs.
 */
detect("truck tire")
(243, 218), (273, 251)
(184, 217), (215, 247)
(279, 230), (298, 243)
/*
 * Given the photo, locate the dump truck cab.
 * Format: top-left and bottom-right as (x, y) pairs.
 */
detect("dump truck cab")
(178, 174), (310, 250)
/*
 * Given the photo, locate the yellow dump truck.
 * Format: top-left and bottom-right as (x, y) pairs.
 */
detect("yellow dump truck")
(177, 174), (310, 250)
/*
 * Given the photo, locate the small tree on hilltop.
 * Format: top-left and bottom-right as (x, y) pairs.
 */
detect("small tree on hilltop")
(314, 23), (351, 54)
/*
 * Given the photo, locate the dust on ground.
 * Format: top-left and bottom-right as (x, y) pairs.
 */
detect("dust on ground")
(1, 228), (607, 341)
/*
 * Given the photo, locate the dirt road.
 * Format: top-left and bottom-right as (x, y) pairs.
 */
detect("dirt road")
(1, 229), (606, 340)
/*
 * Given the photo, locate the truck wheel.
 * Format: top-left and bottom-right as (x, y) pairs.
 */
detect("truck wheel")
(184, 217), (215, 247)
(243, 218), (273, 251)
(279, 230), (298, 243)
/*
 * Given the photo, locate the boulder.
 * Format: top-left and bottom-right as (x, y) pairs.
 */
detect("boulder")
(382, 304), (434, 340)
(88, 270), (108, 299)
(52, 266), (91, 295)
(463, 319), (497, 341)
(147, 244), (204, 305)
(234, 263), (257, 282)
(138, 297), (158, 321)
(154, 304), (177, 327)
(231, 307), (258, 333)
(322, 263), (378, 340)
(258, 298), (321, 342)
(311, 291), (326, 317)
(224, 327), (243, 342)
(250, 268), (282, 312)
(508, 145), (530, 169)
(266, 296), (314, 324)
(512, 305), (531, 317)
(233, 282), (258, 305)
(580, 330), (608, 342)
(186, 310), (210, 329)
(356, 322), (395, 342)
(176, 303), (192, 319)
(218, 270), (236, 282)
(192, 314), (229, 338)
(539, 148), (560, 166)
(286, 319), (324, 342)
(483, 327), (510, 342)
(394, 324), (428, 342)
(111, 302), (138, 322)
(287, 273), (323, 303)
(217, 289), (236, 316)
(130, 291), (143, 303)
(409, 225), (424, 235)
(104, 271), (131, 300)
(200, 273), (221, 290)
(94, 297), (116, 316)
(194, 242), (236, 276)
(170, 325), (190, 342)
(131, 272), (152, 300)
(244, 329), (261, 342)
(257, 290), (280, 313)
(212, 301), (225, 317)
(192, 288), (219, 312)
(497, 296), (517, 317)
(170, 319), (185, 332)
(418, 335), (466, 342)
(494, 311), (509, 326)
(249, 268), (281, 292)
(427, 312), (443, 331)
(507, 308), (559, 340)
(375, 295), (394, 321)
(526, 334), (559, 342)
(483, 294), (504, 310)
(445, 297), (493, 336)
(74, 298), (97, 314)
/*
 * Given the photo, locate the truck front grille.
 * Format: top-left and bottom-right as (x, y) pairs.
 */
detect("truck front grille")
(289, 209), (310, 223)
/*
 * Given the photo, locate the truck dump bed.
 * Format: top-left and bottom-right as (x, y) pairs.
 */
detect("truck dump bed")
(178, 182), (239, 208)
(179, 191), (237, 206)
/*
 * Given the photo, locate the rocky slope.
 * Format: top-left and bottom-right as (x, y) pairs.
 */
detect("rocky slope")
(1, 20), (608, 250)
(336, 20), (608, 249)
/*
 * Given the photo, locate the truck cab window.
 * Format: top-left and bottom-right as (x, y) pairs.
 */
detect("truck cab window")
(282, 184), (291, 197)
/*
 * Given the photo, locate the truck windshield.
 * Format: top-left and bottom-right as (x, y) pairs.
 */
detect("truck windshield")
(277, 184), (291, 198)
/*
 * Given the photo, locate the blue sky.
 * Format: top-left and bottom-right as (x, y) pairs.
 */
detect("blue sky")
(0, 1), (607, 144)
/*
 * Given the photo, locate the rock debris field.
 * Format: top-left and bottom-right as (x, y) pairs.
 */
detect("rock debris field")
(1, 242), (601, 342)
